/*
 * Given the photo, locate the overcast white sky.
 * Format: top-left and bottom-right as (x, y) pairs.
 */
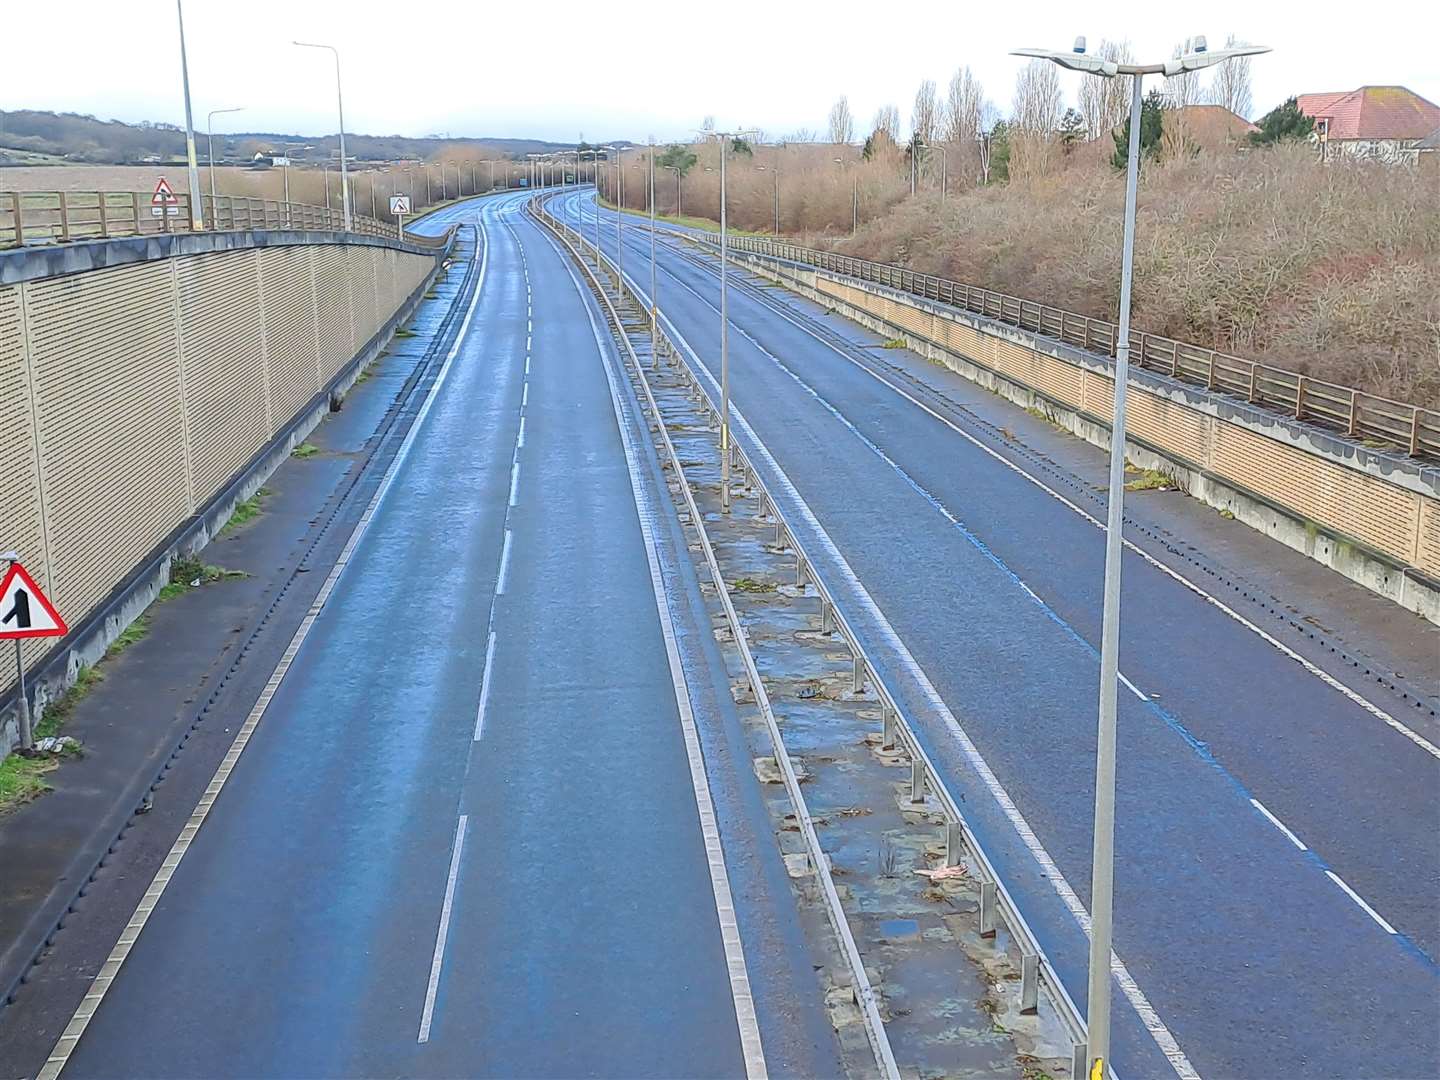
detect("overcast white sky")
(6, 1), (1439, 143)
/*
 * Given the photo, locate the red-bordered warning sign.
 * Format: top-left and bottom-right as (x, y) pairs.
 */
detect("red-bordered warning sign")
(0, 563), (68, 640)
(151, 177), (179, 206)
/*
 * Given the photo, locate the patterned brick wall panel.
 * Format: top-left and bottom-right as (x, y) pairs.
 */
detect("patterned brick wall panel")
(1416, 498), (1440, 575)
(312, 246), (352, 383)
(257, 247), (322, 431)
(1127, 391), (1213, 467)
(175, 250), (272, 504)
(1213, 423), (1419, 563)
(23, 261), (190, 622)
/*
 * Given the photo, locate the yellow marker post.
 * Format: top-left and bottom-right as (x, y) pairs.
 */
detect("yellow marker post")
(1089, 1057), (1105, 1080)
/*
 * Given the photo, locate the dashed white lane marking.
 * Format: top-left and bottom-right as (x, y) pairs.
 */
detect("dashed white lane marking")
(650, 303), (1197, 1080)
(522, 382), (529, 406)
(516, 416), (526, 449)
(508, 461), (520, 506)
(496, 529), (513, 595)
(645, 224), (1428, 967)
(418, 815), (469, 1041)
(1250, 798), (1308, 851)
(671, 237), (1439, 762)
(472, 631), (497, 741)
(549, 230), (768, 1079)
(42, 209), (496, 1077)
(1327, 871), (1398, 934)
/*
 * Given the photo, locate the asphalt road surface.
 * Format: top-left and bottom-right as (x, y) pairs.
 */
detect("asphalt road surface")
(46, 190), (820, 1078)
(551, 188), (1440, 1080)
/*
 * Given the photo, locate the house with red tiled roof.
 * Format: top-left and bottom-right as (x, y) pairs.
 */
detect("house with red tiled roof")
(1296, 86), (1440, 164)
(1172, 105), (1259, 151)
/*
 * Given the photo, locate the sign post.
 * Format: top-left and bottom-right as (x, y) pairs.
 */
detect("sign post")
(1, 554), (68, 753)
(390, 193), (412, 241)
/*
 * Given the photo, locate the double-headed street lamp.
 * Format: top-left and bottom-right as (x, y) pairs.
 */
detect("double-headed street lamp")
(661, 163), (682, 217)
(206, 106), (244, 205)
(174, 1), (204, 229)
(1010, 33), (1269, 1080)
(294, 41), (351, 230)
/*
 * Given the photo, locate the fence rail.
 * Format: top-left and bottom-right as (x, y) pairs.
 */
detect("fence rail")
(706, 234), (1440, 460)
(1, 189), (449, 251)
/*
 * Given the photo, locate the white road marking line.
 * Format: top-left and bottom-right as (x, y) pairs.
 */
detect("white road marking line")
(473, 631), (497, 741)
(516, 416), (526, 450)
(553, 238), (768, 1079)
(522, 382), (529, 406)
(508, 461), (520, 506)
(679, 244), (1437, 761)
(526, 334), (532, 351)
(1249, 798), (1308, 851)
(1326, 871), (1398, 934)
(417, 815), (469, 1042)
(496, 530), (513, 595)
(41, 216), (497, 1079)
(653, 307), (1196, 1079)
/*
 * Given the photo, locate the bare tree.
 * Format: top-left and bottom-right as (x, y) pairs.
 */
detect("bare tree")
(1163, 38), (1207, 159)
(1209, 34), (1254, 119)
(827, 96), (854, 145)
(1077, 39), (1134, 139)
(911, 80), (939, 144)
(1010, 60), (1063, 182)
(873, 105), (901, 141)
(944, 66), (984, 144)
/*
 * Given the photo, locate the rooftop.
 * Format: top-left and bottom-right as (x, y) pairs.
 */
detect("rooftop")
(1297, 86), (1440, 141)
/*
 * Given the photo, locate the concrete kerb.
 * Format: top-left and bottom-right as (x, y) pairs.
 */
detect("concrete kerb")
(726, 247), (1440, 625)
(0, 232), (456, 758)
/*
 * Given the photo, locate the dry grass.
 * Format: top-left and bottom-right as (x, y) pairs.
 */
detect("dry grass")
(828, 144), (1439, 407)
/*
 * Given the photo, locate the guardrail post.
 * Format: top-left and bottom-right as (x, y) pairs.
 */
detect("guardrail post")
(882, 706), (898, 750)
(979, 880), (998, 937)
(910, 758), (926, 803)
(1019, 953), (1040, 1014)
(944, 820), (962, 866)
(795, 554), (808, 588)
(852, 657), (866, 694)
(820, 600), (834, 635)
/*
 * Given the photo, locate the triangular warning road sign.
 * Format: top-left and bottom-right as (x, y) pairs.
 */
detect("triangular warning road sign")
(0, 563), (67, 640)
(152, 177), (179, 206)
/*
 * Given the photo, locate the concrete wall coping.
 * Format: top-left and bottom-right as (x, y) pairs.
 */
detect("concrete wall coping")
(0, 227), (448, 286)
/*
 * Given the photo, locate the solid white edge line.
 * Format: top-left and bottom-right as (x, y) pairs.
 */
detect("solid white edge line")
(699, 241), (1438, 762)
(40, 202), (499, 1078)
(1249, 798), (1308, 851)
(417, 814), (469, 1042)
(1326, 871), (1398, 934)
(473, 630), (497, 741)
(549, 228), (768, 1080)
(496, 530), (513, 595)
(648, 283), (1198, 1080)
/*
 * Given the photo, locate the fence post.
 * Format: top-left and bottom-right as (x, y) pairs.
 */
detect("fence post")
(1347, 390), (1359, 436)
(11, 191), (23, 246)
(1410, 407), (1421, 457)
(1295, 376), (1306, 420)
(58, 192), (70, 242)
(1248, 363), (1259, 404)
(131, 192), (141, 236)
(98, 193), (110, 238)
(1207, 351), (1216, 390)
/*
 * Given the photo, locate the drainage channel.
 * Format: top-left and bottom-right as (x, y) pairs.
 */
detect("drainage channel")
(542, 205), (1077, 1080)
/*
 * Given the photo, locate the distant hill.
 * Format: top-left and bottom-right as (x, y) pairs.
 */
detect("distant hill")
(0, 110), (624, 166)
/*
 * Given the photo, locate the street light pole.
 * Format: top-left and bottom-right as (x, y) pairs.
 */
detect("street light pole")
(1012, 35), (1269, 1078)
(206, 106), (243, 209)
(294, 41), (351, 230)
(705, 128), (754, 513)
(649, 139), (658, 366)
(175, 0), (204, 230)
